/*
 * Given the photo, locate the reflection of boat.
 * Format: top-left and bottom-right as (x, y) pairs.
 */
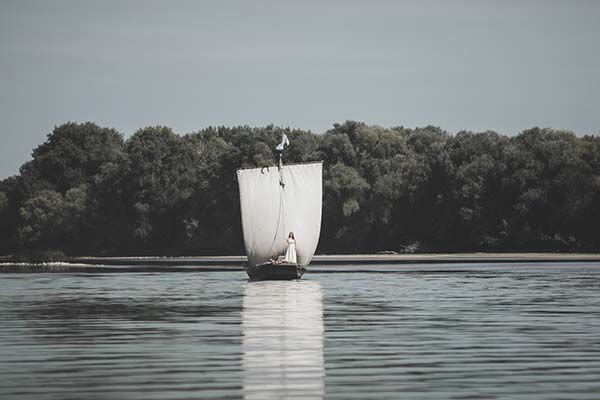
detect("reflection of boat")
(242, 281), (324, 399)
(237, 160), (322, 280)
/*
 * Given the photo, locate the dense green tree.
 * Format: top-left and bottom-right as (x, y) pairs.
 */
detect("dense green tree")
(0, 177), (20, 254)
(17, 190), (66, 248)
(120, 126), (201, 252)
(0, 192), (7, 214)
(444, 131), (511, 250)
(504, 128), (594, 250)
(7, 123), (126, 254)
(20, 122), (124, 195)
(322, 162), (370, 251)
(2, 121), (600, 257)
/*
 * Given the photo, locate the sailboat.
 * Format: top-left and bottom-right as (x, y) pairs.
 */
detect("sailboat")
(236, 135), (322, 280)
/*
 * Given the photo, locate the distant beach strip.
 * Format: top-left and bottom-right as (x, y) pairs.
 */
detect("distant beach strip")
(1, 254), (600, 272)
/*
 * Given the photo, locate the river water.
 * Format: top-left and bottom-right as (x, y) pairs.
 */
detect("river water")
(1, 263), (599, 399)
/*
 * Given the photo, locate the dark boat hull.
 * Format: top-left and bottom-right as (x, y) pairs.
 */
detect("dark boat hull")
(245, 261), (306, 280)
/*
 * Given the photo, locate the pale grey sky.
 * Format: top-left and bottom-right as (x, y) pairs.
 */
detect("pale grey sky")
(1, 0), (599, 178)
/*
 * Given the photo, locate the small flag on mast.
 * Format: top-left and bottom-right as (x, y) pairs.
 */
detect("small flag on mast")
(275, 133), (289, 151)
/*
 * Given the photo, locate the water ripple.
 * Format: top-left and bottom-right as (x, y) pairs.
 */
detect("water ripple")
(0, 264), (599, 399)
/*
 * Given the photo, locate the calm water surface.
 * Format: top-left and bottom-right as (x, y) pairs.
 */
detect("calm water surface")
(1, 263), (600, 399)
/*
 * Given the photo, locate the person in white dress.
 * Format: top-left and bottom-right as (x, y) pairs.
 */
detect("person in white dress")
(283, 232), (297, 264)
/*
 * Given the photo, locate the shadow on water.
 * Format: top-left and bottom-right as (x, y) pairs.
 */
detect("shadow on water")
(242, 280), (324, 400)
(10, 294), (242, 344)
(16, 296), (240, 322)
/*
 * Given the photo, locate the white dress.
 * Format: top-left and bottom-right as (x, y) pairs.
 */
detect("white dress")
(283, 238), (297, 264)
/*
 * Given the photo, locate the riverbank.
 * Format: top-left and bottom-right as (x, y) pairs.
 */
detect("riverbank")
(1, 253), (600, 272)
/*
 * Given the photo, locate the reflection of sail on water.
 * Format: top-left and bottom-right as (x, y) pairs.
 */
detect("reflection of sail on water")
(237, 162), (322, 267)
(242, 281), (324, 399)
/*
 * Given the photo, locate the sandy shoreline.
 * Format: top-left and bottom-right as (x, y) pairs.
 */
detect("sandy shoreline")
(1, 253), (600, 272)
(75, 253), (600, 264)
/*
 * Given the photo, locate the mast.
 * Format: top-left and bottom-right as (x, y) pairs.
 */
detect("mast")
(237, 133), (322, 267)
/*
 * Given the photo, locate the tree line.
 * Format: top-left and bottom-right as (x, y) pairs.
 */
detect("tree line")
(1, 121), (600, 258)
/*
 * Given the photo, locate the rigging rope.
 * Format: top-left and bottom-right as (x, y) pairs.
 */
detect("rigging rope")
(265, 167), (285, 260)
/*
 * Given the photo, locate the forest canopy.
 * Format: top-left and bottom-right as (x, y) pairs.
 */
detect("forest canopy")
(2, 121), (600, 256)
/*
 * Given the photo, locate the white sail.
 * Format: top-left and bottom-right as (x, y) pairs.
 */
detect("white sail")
(237, 162), (322, 267)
